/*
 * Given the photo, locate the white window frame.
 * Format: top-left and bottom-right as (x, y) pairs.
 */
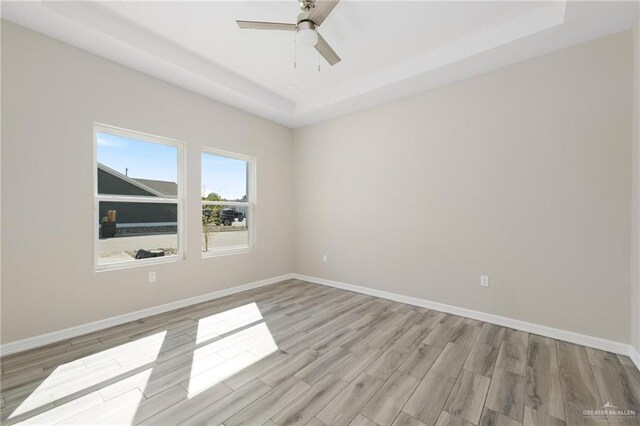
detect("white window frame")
(201, 147), (256, 258)
(93, 123), (186, 271)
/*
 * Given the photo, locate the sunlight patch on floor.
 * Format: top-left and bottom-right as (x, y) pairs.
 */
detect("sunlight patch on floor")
(188, 312), (278, 397)
(8, 303), (280, 422)
(10, 331), (166, 419)
(195, 302), (264, 344)
(17, 387), (144, 425)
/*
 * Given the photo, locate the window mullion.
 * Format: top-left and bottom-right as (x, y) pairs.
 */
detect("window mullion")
(97, 195), (178, 204)
(202, 201), (250, 207)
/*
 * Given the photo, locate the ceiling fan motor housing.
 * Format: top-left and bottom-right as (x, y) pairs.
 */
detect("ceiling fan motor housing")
(297, 20), (316, 31)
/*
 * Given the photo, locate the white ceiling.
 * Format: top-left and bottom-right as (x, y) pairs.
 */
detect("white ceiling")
(2, 1), (639, 128)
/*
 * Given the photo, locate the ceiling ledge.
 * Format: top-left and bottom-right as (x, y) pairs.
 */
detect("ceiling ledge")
(291, 0), (640, 128)
(40, 1), (296, 119)
(294, 1), (566, 115)
(3, 1), (637, 129)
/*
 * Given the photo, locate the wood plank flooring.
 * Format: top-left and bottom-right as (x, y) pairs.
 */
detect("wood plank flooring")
(1, 279), (639, 426)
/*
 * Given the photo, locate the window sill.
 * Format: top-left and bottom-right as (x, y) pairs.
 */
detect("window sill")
(202, 247), (254, 259)
(95, 254), (182, 272)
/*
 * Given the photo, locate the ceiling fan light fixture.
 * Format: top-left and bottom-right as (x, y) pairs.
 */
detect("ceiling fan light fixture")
(297, 27), (318, 47)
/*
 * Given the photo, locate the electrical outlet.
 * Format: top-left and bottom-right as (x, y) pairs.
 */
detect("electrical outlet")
(149, 272), (157, 283)
(322, 254), (328, 263)
(480, 275), (489, 288)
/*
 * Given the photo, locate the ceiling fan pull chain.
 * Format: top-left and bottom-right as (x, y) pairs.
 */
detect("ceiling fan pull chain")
(294, 31), (297, 69)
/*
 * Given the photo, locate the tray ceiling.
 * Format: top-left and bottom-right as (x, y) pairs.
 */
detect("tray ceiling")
(2, 1), (638, 127)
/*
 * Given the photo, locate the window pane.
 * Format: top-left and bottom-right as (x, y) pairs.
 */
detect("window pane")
(97, 132), (178, 197)
(97, 201), (178, 266)
(201, 153), (247, 202)
(202, 204), (249, 253)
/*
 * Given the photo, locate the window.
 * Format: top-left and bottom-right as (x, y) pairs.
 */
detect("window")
(201, 149), (255, 256)
(94, 124), (184, 269)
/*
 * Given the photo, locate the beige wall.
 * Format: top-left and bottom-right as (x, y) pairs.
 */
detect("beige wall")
(2, 22), (636, 347)
(293, 32), (633, 343)
(632, 20), (640, 353)
(0, 21), (294, 344)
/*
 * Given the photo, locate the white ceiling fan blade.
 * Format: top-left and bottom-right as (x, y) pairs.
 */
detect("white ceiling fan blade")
(315, 33), (341, 66)
(236, 20), (297, 31)
(308, 0), (340, 26)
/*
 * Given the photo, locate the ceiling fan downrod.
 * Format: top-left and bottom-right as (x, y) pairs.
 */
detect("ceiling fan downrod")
(299, 0), (316, 12)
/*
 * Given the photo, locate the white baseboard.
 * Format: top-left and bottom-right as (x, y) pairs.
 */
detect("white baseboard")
(630, 346), (640, 371)
(3, 271), (639, 374)
(293, 273), (640, 369)
(0, 273), (294, 357)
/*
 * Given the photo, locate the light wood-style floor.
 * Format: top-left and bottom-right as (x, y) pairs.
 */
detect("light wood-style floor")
(1, 279), (639, 426)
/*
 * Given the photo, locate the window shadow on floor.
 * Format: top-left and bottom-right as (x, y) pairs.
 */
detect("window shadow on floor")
(0, 279), (308, 425)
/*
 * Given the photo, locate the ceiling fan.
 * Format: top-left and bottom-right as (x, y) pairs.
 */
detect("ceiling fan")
(236, 0), (341, 66)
